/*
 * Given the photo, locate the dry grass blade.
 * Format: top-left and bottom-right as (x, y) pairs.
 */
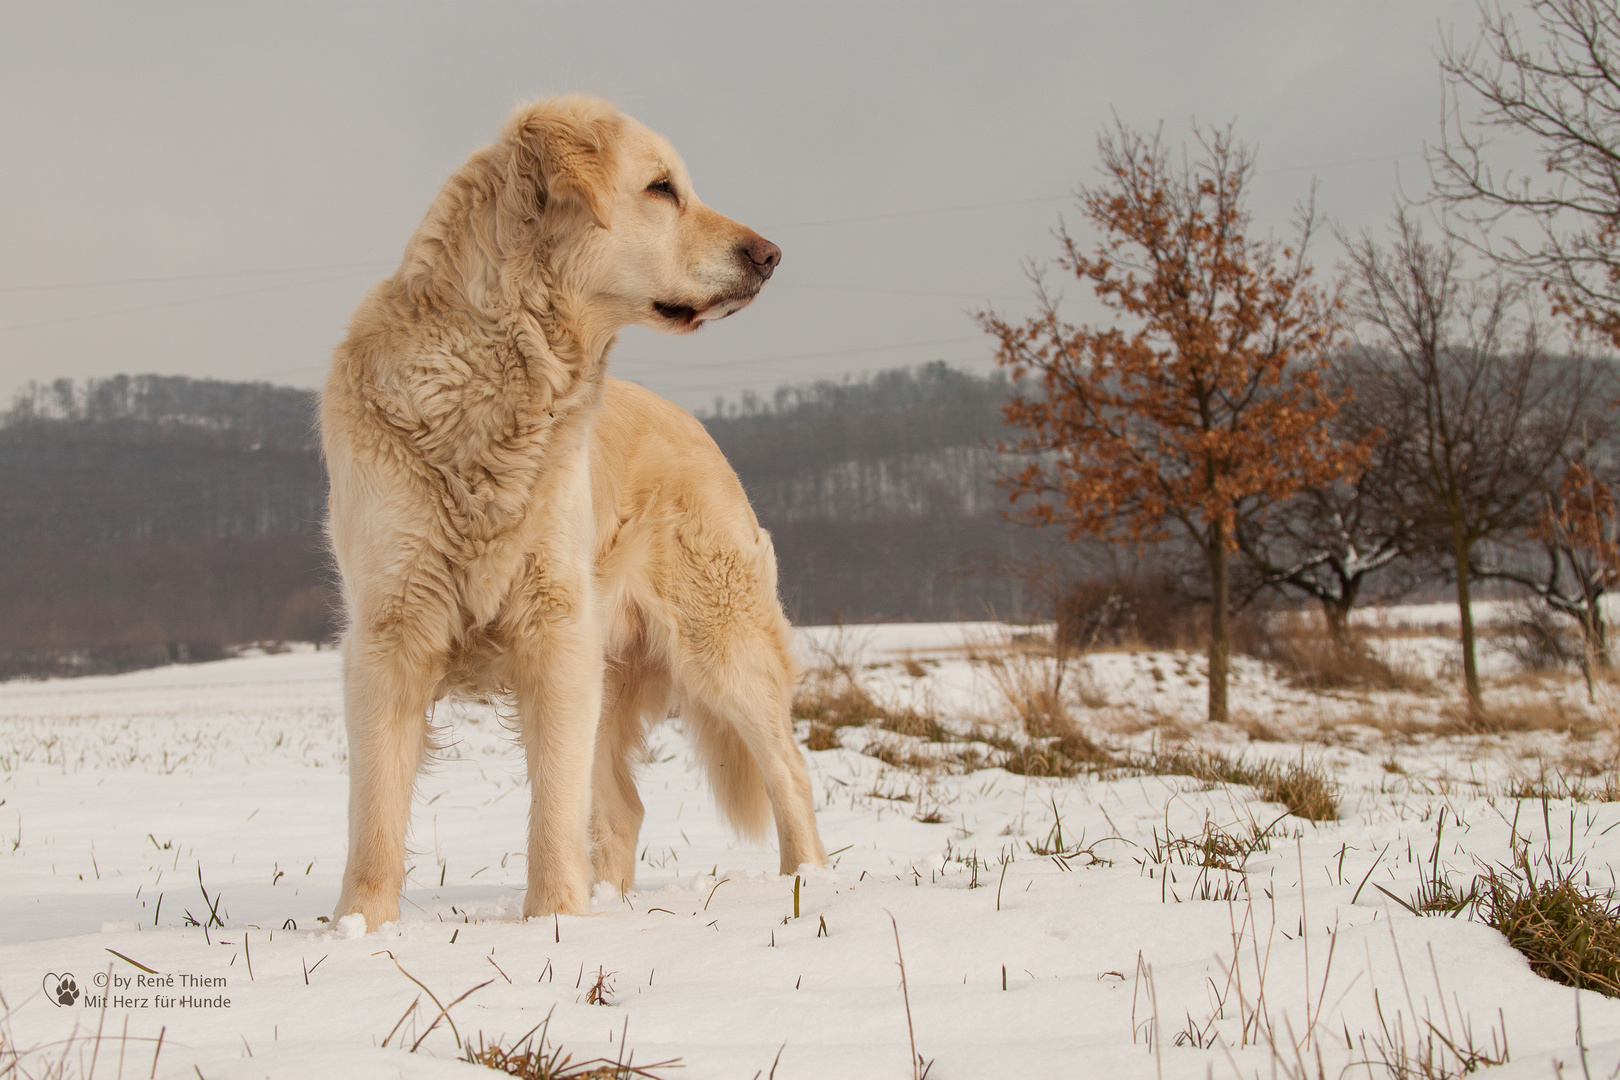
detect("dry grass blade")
(373, 949), (491, 1051)
(884, 911), (932, 1080)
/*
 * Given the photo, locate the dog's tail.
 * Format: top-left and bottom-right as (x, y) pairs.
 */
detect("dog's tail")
(682, 704), (774, 843)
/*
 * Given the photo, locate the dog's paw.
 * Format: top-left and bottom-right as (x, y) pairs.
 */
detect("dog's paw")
(333, 883), (400, 932)
(521, 884), (592, 920)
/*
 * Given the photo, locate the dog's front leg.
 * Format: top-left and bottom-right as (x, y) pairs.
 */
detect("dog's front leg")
(334, 631), (439, 930)
(508, 571), (601, 917)
(503, 466), (601, 918)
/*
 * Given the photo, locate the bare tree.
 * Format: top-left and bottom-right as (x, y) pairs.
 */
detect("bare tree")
(1344, 209), (1599, 717)
(1236, 361), (1418, 649)
(1431, 0), (1620, 346)
(1477, 447), (1620, 694)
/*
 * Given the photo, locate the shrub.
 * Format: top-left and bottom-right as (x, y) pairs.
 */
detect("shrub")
(1056, 572), (1203, 650)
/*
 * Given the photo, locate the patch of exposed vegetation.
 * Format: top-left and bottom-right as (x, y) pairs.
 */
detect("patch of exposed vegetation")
(1125, 746), (1340, 821)
(1474, 851), (1620, 997)
(464, 1015), (679, 1079)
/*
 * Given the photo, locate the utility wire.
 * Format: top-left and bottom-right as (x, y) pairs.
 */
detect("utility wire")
(0, 268), (381, 335)
(0, 260), (394, 295)
(758, 149), (1426, 230)
(0, 146), (1428, 296)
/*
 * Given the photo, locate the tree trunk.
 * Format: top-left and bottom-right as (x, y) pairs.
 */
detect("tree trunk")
(1322, 597), (1352, 653)
(1579, 581), (1609, 669)
(1451, 526), (1483, 719)
(1578, 585), (1605, 704)
(1208, 525), (1230, 724)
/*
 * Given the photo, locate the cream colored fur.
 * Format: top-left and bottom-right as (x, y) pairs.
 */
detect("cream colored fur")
(322, 96), (825, 931)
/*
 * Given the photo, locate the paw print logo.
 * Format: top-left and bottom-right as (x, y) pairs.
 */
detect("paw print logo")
(43, 973), (79, 1007)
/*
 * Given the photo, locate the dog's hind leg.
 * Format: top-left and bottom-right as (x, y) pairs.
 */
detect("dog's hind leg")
(678, 637), (826, 875)
(590, 655), (670, 893)
(334, 631), (439, 930)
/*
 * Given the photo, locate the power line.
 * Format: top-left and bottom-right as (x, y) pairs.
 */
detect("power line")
(775, 281), (1024, 302)
(757, 149), (1428, 231)
(0, 147), (1429, 298)
(0, 260), (393, 295)
(761, 196), (1065, 231)
(0, 268), (380, 336)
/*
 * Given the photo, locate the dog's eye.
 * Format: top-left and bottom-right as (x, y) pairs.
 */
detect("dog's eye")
(646, 178), (677, 202)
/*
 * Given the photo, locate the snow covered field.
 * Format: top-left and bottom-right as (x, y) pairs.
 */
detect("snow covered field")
(3, 624), (1620, 1078)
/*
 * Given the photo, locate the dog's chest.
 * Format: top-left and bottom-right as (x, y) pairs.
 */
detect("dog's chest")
(429, 389), (599, 628)
(393, 363), (561, 540)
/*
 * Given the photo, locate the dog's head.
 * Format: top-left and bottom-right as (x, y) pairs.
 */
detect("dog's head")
(410, 96), (779, 338)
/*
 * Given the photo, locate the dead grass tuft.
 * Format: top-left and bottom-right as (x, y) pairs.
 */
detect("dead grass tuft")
(876, 707), (956, 743)
(984, 726), (1117, 778)
(1437, 697), (1599, 736)
(794, 679), (886, 729)
(1338, 703), (1442, 740)
(1126, 747), (1339, 821)
(1240, 612), (1429, 692)
(864, 734), (991, 775)
(1236, 712), (1286, 743)
(1504, 770), (1620, 803)
(969, 629), (1079, 738)
(1474, 850), (1620, 997)
(804, 722), (841, 751)
(795, 625), (954, 745)
(465, 1015), (679, 1079)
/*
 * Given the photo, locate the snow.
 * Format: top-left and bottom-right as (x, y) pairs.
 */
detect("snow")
(3, 627), (1620, 1078)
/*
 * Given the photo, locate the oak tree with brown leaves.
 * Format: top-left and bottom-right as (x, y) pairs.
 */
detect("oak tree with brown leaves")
(978, 122), (1360, 724)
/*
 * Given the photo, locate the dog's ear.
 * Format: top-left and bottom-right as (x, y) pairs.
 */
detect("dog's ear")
(506, 98), (622, 231)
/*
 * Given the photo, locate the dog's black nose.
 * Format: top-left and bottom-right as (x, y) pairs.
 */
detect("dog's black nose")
(743, 237), (781, 280)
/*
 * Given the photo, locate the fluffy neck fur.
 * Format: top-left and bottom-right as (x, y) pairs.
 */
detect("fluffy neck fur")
(394, 136), (619, 423)
(334, 139), (627, 553)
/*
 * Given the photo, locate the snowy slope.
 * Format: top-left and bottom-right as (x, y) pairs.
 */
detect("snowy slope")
(2, 632), (1618, 1079)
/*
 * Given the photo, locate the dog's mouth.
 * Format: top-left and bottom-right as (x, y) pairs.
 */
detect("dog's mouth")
(652, 291), (759, 332)
(652, 300), (702, 329)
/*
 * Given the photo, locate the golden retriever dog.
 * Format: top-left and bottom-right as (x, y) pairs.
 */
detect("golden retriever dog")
(322, 96), (826, 931)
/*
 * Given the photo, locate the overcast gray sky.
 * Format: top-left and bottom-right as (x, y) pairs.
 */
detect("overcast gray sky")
(0, 2), (1533, 414)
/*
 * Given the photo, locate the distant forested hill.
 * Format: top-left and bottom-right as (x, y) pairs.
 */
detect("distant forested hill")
(0, 375), (331, 676)
(700, 362), (1050, 621)
(0, 364), (1046, 676)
